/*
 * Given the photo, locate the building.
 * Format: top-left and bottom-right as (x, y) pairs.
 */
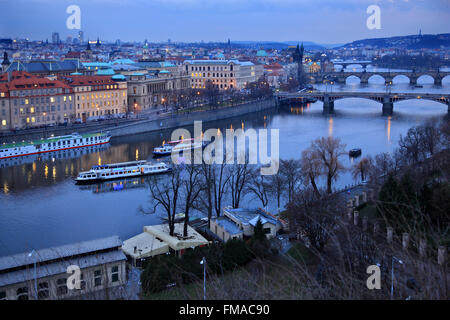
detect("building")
(292, 43), (304, 82)
(210, 207), (285, 242)
(183, 59), (263, 90)
(5, 59), (91, 77)
(0, 71), (75, 130)
(126, 72), (190, 113)
(52, 32), (60, 44)
(62, 75), (128, 122)
(0, 236), (127, 300)
(122, 223), (209, 266)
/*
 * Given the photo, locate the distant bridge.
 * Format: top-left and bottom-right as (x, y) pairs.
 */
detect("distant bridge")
(331, 60), (373, 69)
(275, 91), (450, 115)
(309, 70), (450, 86)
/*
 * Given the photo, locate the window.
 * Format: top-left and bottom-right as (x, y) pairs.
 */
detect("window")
(0, 291), (6, 300)
(56, 278), (68, 296)
(111, 266), (119, 282)
(94, 269), (102, 287)
(38, 282), (49, 299)
(16, 287), (28, 300)
(263, 228), (271, 234)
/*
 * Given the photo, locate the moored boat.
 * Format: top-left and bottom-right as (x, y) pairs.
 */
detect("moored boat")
(153, 138), (206, 157)
(75, 160), (171, 184)
(0, 132), (111, 160)
(349, 148), (362, 157)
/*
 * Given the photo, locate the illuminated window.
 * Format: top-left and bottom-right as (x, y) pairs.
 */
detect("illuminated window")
(64, 96), (67, 101)
(31, 117), (35, 123)
(1, 120), (6, 126)
(25, 99), (29, 105)
(50, 97), (55, 103)
(26, 117), (30, 123)
(30, 107), (35, 113)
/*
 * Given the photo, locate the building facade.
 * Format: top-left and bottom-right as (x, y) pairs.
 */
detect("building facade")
(126, 73), (190, 113)
(0, 236), (127, 300)
(63, 75), (128, 122)
(0, 71), (75, 131)
(183, 59), (263, 90)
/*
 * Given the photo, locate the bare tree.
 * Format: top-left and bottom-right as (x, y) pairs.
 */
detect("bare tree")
(146, 167), (182, 236)
(279, 159), (302, 204)
(309, 136), (347, 194)
(180, 164), (203, 237)
(229, 163), (251, 209)
(351, 157), (373, 182)
(399, 127), (423, 165)
(301, 148), (322, 198)
(246, 167), (270, 208)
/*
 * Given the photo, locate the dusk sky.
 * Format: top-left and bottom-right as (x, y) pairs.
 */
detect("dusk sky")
(0, 0), (449, 44)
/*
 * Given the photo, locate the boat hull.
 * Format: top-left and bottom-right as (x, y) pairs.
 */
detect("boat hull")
(75, 168), (172, 184)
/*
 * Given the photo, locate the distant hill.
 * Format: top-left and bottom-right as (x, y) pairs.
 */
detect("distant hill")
(232, 41), (326, 50)
(339, 33), (450, 49)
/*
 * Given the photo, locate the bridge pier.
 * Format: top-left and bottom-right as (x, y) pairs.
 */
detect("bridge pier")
(409, 75), (418, 86)
(382, 96), (393, 116)
(323, 96), (334, 113)
(434, 77), (442, 86)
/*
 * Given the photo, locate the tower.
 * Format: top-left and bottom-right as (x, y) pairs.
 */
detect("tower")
(292, 43), (304, 84)
(1, 51), (11, 72)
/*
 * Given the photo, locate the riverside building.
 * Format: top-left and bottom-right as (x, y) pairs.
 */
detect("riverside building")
(183, 59), (263, 90)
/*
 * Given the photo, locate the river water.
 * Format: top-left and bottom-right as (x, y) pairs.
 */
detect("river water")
(0, 72), (448, 256)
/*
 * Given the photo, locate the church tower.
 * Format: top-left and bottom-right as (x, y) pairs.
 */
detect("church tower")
(2, 51), (11, 72)
(292, 43), (304, 83)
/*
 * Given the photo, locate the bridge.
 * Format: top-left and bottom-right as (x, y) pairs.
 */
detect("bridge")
(275, 91), (450, 115)
(309, 70), (450, 86)
(331, 60), (372, 69)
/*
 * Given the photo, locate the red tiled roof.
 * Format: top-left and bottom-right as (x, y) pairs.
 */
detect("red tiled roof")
(0, 71), (71, 91)
(64, 75), (116, 86)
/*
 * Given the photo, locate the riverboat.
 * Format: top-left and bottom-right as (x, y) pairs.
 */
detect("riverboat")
(0, 132), (111, 160)
(349, 148), (362, 157)
(75, 160), (171, 184)
(153, 138), (206, 157)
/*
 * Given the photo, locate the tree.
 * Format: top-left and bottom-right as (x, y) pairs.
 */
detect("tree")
(229, 163), (251, 209)
(307, 136), (347, 194)
(247, 167), (270, 208)
(398, 127), (423, 165)
(287, 188), (342, 252)
(180, 164), (203, 237)
(301, 148), (322, 198)
(279, 159), (302, 205)
(146, 166), (182, 236)
(352, 157), (373, 182)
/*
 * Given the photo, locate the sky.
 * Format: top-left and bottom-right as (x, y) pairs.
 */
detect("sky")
(0, 0), (449, 44)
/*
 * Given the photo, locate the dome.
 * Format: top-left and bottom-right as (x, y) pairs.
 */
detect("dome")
(256, 49), (268, 57)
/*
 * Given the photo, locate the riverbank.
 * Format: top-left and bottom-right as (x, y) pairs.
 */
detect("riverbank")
(0, 98), (277, 143)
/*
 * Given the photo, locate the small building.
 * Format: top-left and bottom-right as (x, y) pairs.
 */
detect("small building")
(122, 223), (209, 266)
(0, 236), (127, 300)
(210, 207), (285, 242)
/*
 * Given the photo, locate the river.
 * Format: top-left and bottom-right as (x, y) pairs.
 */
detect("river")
(0, 73), (448, 257)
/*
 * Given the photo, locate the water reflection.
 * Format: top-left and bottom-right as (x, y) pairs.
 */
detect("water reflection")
(78, 176), (147, 194)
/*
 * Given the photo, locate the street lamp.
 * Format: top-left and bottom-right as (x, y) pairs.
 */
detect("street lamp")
(200, 257), (206, 300)
(28, 250), (38, 300)
(391, 256), (404, 300)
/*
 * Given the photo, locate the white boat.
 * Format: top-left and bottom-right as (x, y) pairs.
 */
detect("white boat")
(0, 132), (111, 160)
(75, 160), (172, 184)
(153, 138), (205, 156)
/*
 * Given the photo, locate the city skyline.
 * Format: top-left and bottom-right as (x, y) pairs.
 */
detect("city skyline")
(0, 0), (449, 44)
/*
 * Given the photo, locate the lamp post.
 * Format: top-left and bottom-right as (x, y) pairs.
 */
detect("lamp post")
(28, 250), (38, 300)
(391, 256), (404, 300)
(200, 257), (206, 300)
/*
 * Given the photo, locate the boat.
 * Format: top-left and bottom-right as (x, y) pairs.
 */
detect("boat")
(153, 138), (206, 157)
(0, 132), (111, 160)
(75, 160), (172, 184)
(349, 148), (362, 157)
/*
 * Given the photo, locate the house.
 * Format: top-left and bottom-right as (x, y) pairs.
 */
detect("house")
(0, 236), (127, 300)
(210, 207), (285, 242)
(121, 223), (210, 266)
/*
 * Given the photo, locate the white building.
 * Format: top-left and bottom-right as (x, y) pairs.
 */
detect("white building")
(183, 59), (264, 90)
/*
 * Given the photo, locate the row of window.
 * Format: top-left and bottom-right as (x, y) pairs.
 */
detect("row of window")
(10, 88), (65, 97)
(77, 92), (124, 100)
(190, 65), (233, 72)
(192, 73), (234, 78)
(0, 266), (120, 300)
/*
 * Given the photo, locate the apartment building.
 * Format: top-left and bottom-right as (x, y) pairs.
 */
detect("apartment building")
(0, 236), (127, 300)
(63, 75), (128, 122)
(0, 71), (75, 131)
(183, 59), (264, 90)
